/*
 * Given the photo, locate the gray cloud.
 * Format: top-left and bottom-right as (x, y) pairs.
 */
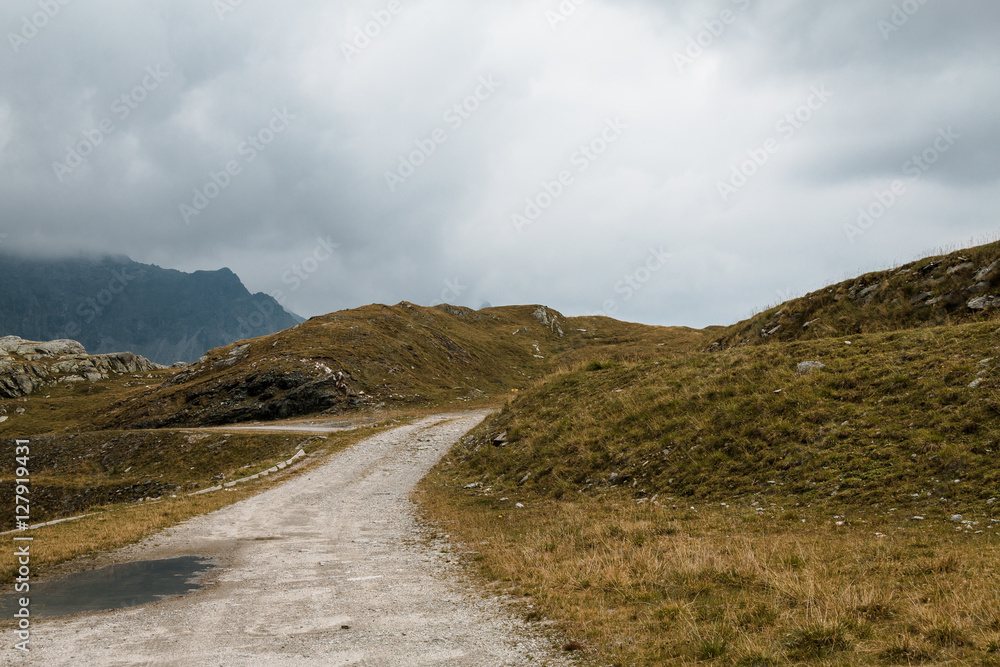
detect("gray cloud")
(2, 0), (998, 328)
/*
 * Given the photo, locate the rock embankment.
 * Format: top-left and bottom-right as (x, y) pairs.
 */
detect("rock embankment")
(0, 336), (162, 398)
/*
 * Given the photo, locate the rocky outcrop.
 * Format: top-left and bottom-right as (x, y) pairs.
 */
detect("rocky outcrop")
(0, 336), (161, 398)
(710, 243), (1000, 350)
(532, 306), (565, 337)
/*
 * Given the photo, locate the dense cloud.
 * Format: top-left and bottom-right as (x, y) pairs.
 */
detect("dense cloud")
(2, 0), (998, 326)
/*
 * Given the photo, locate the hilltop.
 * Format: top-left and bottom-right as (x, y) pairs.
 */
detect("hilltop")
(98, 303), (703, 429)
(711, 241), (1000, 350)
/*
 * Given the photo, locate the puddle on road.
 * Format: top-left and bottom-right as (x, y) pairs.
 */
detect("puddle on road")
(0, 556), (215, 618)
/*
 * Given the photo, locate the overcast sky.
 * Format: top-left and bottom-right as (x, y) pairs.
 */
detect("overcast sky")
(2, 0), (998, 327)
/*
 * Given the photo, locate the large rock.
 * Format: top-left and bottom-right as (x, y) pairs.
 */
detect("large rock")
(968, 296), (1000, 311)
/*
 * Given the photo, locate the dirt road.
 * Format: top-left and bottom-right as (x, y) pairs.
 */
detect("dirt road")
(25, 413), (568, 666)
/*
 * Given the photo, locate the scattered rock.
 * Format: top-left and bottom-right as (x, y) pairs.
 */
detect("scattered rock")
(988, 498), (997, 506)
(463, 482), (481, 489)
(947, 262), (975, 275)
(969, 378), (984, 389)
(492, 432), (508, 447)
(912, 516), (926, 521)
(950, 514), (964, 523)
(518, 473), (531, 485)
(968, 296), (1000, 311)
(975, 261), (999, 282)
(796, 361), (826, 376)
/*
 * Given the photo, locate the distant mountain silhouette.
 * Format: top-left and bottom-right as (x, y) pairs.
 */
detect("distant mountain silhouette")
(0, 254), (300, 364)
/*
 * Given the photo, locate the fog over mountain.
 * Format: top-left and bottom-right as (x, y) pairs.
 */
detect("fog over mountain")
(0, 254), (299, 364)
(1, 1), (998, 327)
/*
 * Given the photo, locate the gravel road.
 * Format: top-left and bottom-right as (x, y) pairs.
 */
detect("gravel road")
(22, 412), (569, 666)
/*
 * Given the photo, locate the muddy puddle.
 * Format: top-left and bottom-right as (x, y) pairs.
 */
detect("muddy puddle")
(1, 556), (215, 618)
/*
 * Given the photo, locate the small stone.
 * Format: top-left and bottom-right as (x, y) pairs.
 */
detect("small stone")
(515, 503), (525, 508)
(463, 482), (480, 489)
(987, 498), (997, 505)
(951, 514), (964, 523)
(797, 361), (827, 376)
(518, 473), (531, 485)
(912, 516), (925, 521)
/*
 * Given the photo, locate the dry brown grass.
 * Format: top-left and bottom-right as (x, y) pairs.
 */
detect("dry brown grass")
(418, 487), (1000, 666)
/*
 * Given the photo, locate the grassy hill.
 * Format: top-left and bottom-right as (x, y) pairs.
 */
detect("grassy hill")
(98, 302), (703, 429)
(420, 243), (1000, 666)
(441, 321), (1000, 512)
(711, 240), (1000, 350)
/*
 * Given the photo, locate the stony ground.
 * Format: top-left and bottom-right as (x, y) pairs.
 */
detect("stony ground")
(19, 413), (570, 666)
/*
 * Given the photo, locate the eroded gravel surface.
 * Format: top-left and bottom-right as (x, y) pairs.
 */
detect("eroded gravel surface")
(21, 412), (570, 666)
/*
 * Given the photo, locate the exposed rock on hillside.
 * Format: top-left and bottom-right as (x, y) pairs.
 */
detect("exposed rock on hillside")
(711, 241), (1000, 349)
(0, 335), (161, 398)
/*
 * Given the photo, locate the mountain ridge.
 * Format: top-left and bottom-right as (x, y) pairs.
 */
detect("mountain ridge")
(0, 253), (300, 365)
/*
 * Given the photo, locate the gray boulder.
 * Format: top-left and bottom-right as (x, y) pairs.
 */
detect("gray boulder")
(797, 361), (827, 376)
(968, 296), (1000, 311)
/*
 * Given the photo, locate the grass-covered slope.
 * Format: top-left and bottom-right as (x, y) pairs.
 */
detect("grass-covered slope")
(712, 240), (1000, 350)
(99, 302), (702, 429)
(420, 244), (1000, 666)
(443, 322), (1000, 513)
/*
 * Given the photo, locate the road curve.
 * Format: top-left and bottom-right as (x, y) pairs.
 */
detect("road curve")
(26, 412), (569, 666)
